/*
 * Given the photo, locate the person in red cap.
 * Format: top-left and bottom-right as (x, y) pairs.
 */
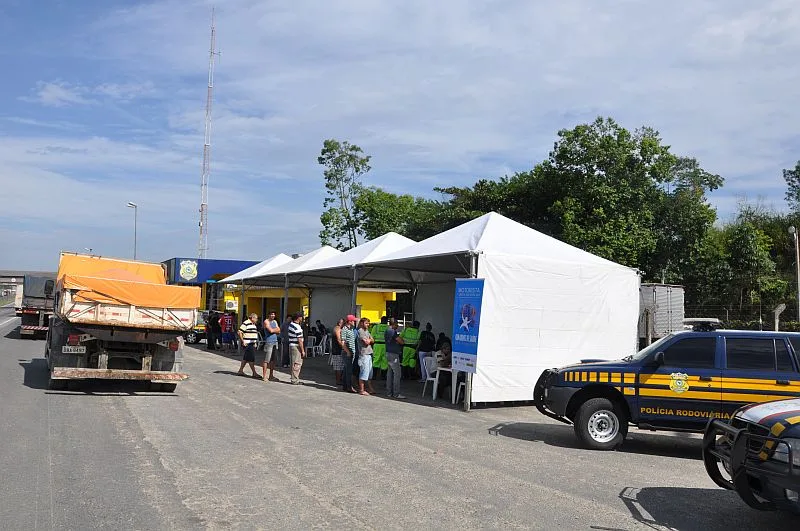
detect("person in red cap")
(340, 314), (358, 393)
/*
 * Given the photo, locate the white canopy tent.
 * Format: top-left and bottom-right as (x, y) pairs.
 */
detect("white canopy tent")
(220, 253), (294, 283)
(238, 234), (416, 326)
(365, 212), (640, 404)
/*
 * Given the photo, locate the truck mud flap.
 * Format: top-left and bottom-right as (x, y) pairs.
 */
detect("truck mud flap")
(51, 368), (189, 381)
(534, 370), (572, 425)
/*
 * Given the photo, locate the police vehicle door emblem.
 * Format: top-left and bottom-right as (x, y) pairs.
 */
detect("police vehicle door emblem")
(179, 260), (198, 281)
(669, 372), (689, 394)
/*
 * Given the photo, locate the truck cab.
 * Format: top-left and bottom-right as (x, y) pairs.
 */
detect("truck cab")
(534, 324), (800, 450)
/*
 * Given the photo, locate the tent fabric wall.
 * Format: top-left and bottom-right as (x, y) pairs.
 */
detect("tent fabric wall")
(309, 287), (353, 328)
(413, 282), (455, 335)
(471, 253), (640, 403)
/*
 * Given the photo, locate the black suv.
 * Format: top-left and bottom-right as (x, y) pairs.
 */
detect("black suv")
(534, 327), (800, 450)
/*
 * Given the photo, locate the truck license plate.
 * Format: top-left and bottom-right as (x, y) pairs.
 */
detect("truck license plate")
(62, 346), (86, 354)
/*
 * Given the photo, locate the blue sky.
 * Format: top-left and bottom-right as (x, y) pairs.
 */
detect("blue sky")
(1, 0), (799, 269)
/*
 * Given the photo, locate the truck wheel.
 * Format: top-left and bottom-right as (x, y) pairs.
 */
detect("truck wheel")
(574, 398), (628, 450)
(160, 383), (177, 393)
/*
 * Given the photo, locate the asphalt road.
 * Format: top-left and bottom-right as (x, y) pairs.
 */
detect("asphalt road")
(0, 304), (797, 530)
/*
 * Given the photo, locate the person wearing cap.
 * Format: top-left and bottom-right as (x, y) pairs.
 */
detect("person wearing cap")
(384, 318), (406, 399)
(340, 314), (358, 393)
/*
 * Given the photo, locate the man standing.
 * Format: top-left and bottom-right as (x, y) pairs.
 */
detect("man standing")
(211, 311), (223, 349)
(237, 313), (261, 378)
(417, 322), (436, 382)
(341, 314), (358, 393)
(370, 316), (389, 378)
(261, 311), (281, 382)
(221, 311), (234, 350)
(205, 313), (216, 350)
(280, 314), (292, 368)
(288, 312), (306, 385)
(400, 320), (420, 378)
(384, 318), (405, 399)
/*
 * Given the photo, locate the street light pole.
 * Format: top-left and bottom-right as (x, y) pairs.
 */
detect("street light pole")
(127, 202), (138, 260)
(790, 226), (800, 320)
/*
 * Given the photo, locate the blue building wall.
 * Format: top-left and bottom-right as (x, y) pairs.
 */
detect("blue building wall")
(162, 258), (259, 285)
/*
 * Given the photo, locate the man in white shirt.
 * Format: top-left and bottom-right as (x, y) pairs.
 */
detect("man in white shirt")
(288, 312), (306, 385)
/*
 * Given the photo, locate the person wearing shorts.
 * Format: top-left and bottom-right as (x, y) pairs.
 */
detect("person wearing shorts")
(237, 313), (261, 378)
(357, 318), (375, 395)
(261, 311), (281, 381)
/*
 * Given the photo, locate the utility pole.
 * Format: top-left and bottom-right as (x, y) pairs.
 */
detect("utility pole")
(198, 7), (218, 259)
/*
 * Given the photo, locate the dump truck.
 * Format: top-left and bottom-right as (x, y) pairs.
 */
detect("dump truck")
(44, 252), (201, 391)
(19, 274), (56, 337)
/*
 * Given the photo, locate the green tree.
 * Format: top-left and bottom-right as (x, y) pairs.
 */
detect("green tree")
(651, 157), (723, 282)
(435, 117), (722, 279)
(783, 161), (800, 212)
(682, 228), (733, 313)
(318, 139), (371, 250)
(725, 219), (779, 311)
(353, 186), (451, 242)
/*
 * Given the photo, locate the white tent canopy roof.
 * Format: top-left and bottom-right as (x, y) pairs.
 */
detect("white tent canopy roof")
(251, 246), (342, 281)
(306, 232), (415, 272)
(367, 211), (632, 276)
(220, 253), (294, 283)
(248, 234), (418, 288)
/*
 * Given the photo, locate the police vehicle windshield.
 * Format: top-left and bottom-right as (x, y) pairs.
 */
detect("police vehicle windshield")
(623, 333), (676, 362)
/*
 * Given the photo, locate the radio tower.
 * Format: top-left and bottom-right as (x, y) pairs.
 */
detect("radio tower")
(198, 8), (218, 258)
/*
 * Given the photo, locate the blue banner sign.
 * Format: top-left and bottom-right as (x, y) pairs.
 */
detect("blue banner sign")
(451, 278), (484, 374)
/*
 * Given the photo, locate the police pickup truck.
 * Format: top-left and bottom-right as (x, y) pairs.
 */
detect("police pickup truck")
(704, 398), (800, 514)
(534, 322), (800, 450)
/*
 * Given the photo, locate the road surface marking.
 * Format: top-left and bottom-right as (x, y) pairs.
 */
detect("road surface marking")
(0, 317), (19, 328)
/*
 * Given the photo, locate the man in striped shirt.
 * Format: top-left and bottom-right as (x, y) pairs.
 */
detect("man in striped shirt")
(288, 312), (306, 385)
(237, 313), (261, 378)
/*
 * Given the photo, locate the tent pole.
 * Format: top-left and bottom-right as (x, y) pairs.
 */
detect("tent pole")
(464, 252), (478, 412)
(411, 282), (418, 323)
(282, 274), (289, 319)
(351, 267), (359, 315)
(240, 280), (246, 319)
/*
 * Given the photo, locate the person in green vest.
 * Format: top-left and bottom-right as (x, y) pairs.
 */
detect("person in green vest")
(400, 320), (420, 378)
(370, 316), (389, 377)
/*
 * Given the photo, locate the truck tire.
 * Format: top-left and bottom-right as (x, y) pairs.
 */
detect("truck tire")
(574, 398), (628, 450)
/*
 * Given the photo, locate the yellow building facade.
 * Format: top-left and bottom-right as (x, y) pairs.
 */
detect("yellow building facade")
(223, 288), (395, 323)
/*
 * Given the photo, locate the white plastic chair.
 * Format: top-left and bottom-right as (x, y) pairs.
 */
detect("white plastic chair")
(421, 357), (440, 399)
(321, 334), (329, 356)
(310, 336), (324, 357)
(456, 381), (466, 404)
(306, 336), (317, 357)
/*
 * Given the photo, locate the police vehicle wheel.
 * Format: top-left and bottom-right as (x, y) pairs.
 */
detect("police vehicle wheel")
(574, 398), (627, 450)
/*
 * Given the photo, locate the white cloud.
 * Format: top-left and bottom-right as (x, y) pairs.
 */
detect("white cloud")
(23, 81), (93, 107)
(3, 0), (800, 268)
(93, 81), (156, 100)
